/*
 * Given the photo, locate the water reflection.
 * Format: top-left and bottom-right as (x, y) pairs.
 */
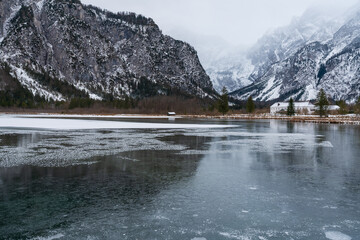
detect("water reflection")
(0, 151), (205, 238)
(0, 120), (359, 239)
(0, 132), (43, 147)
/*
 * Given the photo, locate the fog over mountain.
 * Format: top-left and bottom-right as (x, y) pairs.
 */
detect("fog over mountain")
(82, 0), (358, 46)
(172, 2), (359, 93)
(229, 3), (360, 102)
(82, 0), (360, 103)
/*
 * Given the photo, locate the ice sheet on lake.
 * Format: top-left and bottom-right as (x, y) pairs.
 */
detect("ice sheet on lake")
(218, 228), (309, 239)
(0, 115), (232, 130)
(0, 118), (333, 167)
(325, 231), (352, 240)
(4, 113), (182, 119)
(0, 129), (188, 167)
(30, 233), (65, 240)
(0, 116), (235, 168)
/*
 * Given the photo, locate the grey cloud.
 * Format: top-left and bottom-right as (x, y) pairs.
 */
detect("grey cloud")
(81, 0), (358, 46)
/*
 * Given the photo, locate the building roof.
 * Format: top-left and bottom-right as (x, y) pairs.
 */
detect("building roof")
(328, 105), (340, 110)
(271, 102), (314, 108)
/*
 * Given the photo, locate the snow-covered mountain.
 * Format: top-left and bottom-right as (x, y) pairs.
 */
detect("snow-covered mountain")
(247, 7), (346, 82)
(231, 7), (360, 102)
(207, 5), (360, 102)
(206, 50), (254, 93)
(0, 0), (215, 101)
(167, 29), (252, 93)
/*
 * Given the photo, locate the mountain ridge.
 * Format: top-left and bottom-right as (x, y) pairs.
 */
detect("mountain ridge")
(0, 0), (216, 103)
(230, 9), (360, 103)
(202, 4), (360, 103)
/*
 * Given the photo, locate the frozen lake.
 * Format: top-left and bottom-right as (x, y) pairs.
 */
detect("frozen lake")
(0, 117), (359, 239)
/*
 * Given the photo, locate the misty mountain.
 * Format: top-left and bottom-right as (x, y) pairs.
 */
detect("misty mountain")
(205, 5), (360, 102)
(0, 0), (215, 103)
(168, 28), (254, 93)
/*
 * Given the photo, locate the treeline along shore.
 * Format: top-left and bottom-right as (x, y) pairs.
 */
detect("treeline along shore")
(1, 85), (360, 125)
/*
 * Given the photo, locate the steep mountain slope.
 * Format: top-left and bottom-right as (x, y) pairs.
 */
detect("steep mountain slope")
(167, 29), (253, 93)
(231, 9), (360, 102)
(0, 0), (215, 102)
(204, 7), (347, 95)
(248, 7), (345, 81)
(206, 48), (254, 93)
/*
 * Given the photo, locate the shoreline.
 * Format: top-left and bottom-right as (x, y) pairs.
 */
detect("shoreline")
(183, 114), (360, 125)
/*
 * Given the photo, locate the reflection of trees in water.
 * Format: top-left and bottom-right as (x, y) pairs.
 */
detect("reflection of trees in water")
(247, 121), (333, 172)
(0, 135), (208, 197)
(247, 121), (316, 171)
(0, 132), (44, 147)
(247, 122), (360, 203)
(228, 122), (360, 234)
(286, 121), (294, 133)
(314, 124), (360, 194)
(0, 135), (208, 239)
(161, 134), (210, 151)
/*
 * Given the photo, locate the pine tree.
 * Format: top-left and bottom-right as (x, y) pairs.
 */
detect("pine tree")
(217, 87), (229, 115)
(355, 97), (360, 116)
(316, 89), (329, 117)
(287, 98), (295, 116)
(246, 96), (255, 113)
(336, 100), (347, 115)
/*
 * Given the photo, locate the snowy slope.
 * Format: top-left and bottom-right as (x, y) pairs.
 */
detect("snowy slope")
(0, 0), (216, 101)
(203, 6), (348, 95)
(230, 6), (360, 102)
(206, 49), (254, 92)
(167, 29), (253, 93)
(248, 7), (346, 81)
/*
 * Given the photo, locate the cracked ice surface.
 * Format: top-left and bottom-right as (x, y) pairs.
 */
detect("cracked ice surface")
(0, 115), (234, 167)
(0, 129), (188, 167)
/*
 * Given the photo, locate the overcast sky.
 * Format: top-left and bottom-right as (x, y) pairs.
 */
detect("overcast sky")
(81, 0), (358, 46)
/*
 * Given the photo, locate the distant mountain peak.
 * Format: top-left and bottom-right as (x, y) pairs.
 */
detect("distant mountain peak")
(206, 3), (360, 102)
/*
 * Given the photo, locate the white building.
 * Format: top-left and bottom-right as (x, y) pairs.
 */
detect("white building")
(270, 102), (315, 114)
(314, 105), (340, 111)
(328, 105), (340, 111)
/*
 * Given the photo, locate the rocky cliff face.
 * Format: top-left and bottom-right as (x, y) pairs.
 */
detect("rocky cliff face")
(0, 0), (215, 101)
(206, 7), (346, 94)
(231, 9), (360, 102)
(205, 5), (360, 102)
(205, 48), (254, 93)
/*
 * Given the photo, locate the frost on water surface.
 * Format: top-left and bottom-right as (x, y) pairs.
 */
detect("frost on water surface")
(0, 121), (333, 167)
(0, 129), (187, 167)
